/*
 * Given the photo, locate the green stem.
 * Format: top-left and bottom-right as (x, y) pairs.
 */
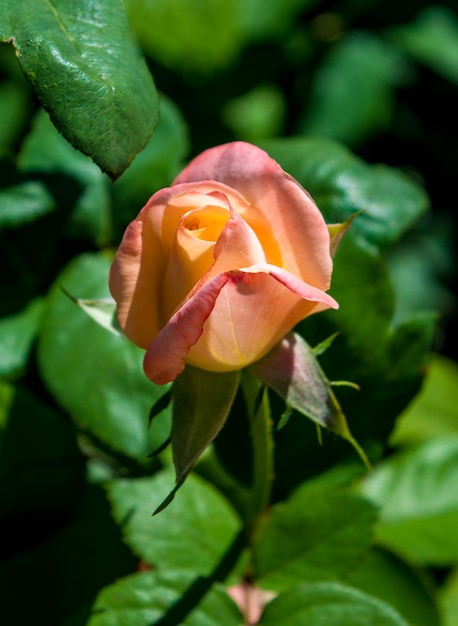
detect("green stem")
(242, 371), (274, 546)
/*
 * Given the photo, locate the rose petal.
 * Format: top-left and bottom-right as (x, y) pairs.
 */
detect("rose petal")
(143, 265), (338, 384)
(109, 218), (166, 348)
(204, 200), (267, 282)
(143, 272), (231, 384)
(173, 142), (333, 290)
(162, 202), (230, 320)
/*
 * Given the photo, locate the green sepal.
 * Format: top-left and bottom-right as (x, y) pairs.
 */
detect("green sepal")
(153, 366), (240, 514)
(250, 332), (371, 469)
(328, 211), (361, 257)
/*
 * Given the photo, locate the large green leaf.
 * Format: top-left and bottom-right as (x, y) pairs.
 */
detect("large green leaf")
(259, 582), (410, 626)
(87, 570), (242, 626)
(260, 137), (429, 250)
(360, 436), (458, 564)
(347, 547), (440, 626)
(107, 469), (241, 576)
(253, 482), (376, 590)
(0, 0), (159, 179)
(37, 252), (170, 458)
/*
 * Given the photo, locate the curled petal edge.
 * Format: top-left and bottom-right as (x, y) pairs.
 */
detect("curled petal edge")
(143, 265), (338, 385)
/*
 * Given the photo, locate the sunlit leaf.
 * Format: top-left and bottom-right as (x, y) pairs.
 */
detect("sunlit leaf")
(87, 570), (242, 626)
(107, 469), (241, 576)
(360, 436), (458, 564)
(259, 582), (410, 626)
(0, 0), (159, 178)
(253, 483), (376, 590)
(391, 355), (458, 446)
(37, 253), (170, 458)
(347, 547), (440, 626)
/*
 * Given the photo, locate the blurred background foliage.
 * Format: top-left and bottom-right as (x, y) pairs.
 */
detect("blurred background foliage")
(1, 0), (458, 624)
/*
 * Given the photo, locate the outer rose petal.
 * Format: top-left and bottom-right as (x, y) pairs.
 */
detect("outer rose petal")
(143, 265), (338, 384)
(109, 218), (166, 348)
(173, 142), (332, 290)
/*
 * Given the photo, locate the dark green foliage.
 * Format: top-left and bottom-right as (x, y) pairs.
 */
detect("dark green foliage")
(1, 0), (457, 623)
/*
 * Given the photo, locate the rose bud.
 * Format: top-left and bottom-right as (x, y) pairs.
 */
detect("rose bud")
(109, 142), (338, 384)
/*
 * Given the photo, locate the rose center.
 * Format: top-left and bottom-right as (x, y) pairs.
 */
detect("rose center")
(182, 205), (229, 242)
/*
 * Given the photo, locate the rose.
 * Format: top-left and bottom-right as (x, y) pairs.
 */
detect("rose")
(109, 141), (338, 385)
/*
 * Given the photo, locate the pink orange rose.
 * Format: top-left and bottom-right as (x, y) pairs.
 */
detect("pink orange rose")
(109, 142), (338, 384)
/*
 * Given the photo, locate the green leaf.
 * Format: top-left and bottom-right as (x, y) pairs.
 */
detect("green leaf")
(239, 0), (319, 41)
(440, 569), (458, 626)
(391, 355), (458, 446)
(347, 547), (440, 626)
(259, 582), (410, 626)
(157, 366), (240, 511)
(250, 332), (370, 468)
(125, 0), (240, 73)
(299, 32), (402, 146)
(18, 109), (112, 246)
(37, 252), (170, 458)
(253, 483), (376, 590)
(260, 136), (429, 250)
(0, 0), (159, 179)
(393, 7), (458, 85)
(0, 181), (55, 228)
(360, 436), (458, 564)
(87, 570), (243, 626)
(61, 289), (120, 338)
(0, 298), (44, 378)
(107, 469), (241, 576)
(222, 84), (286, 142)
